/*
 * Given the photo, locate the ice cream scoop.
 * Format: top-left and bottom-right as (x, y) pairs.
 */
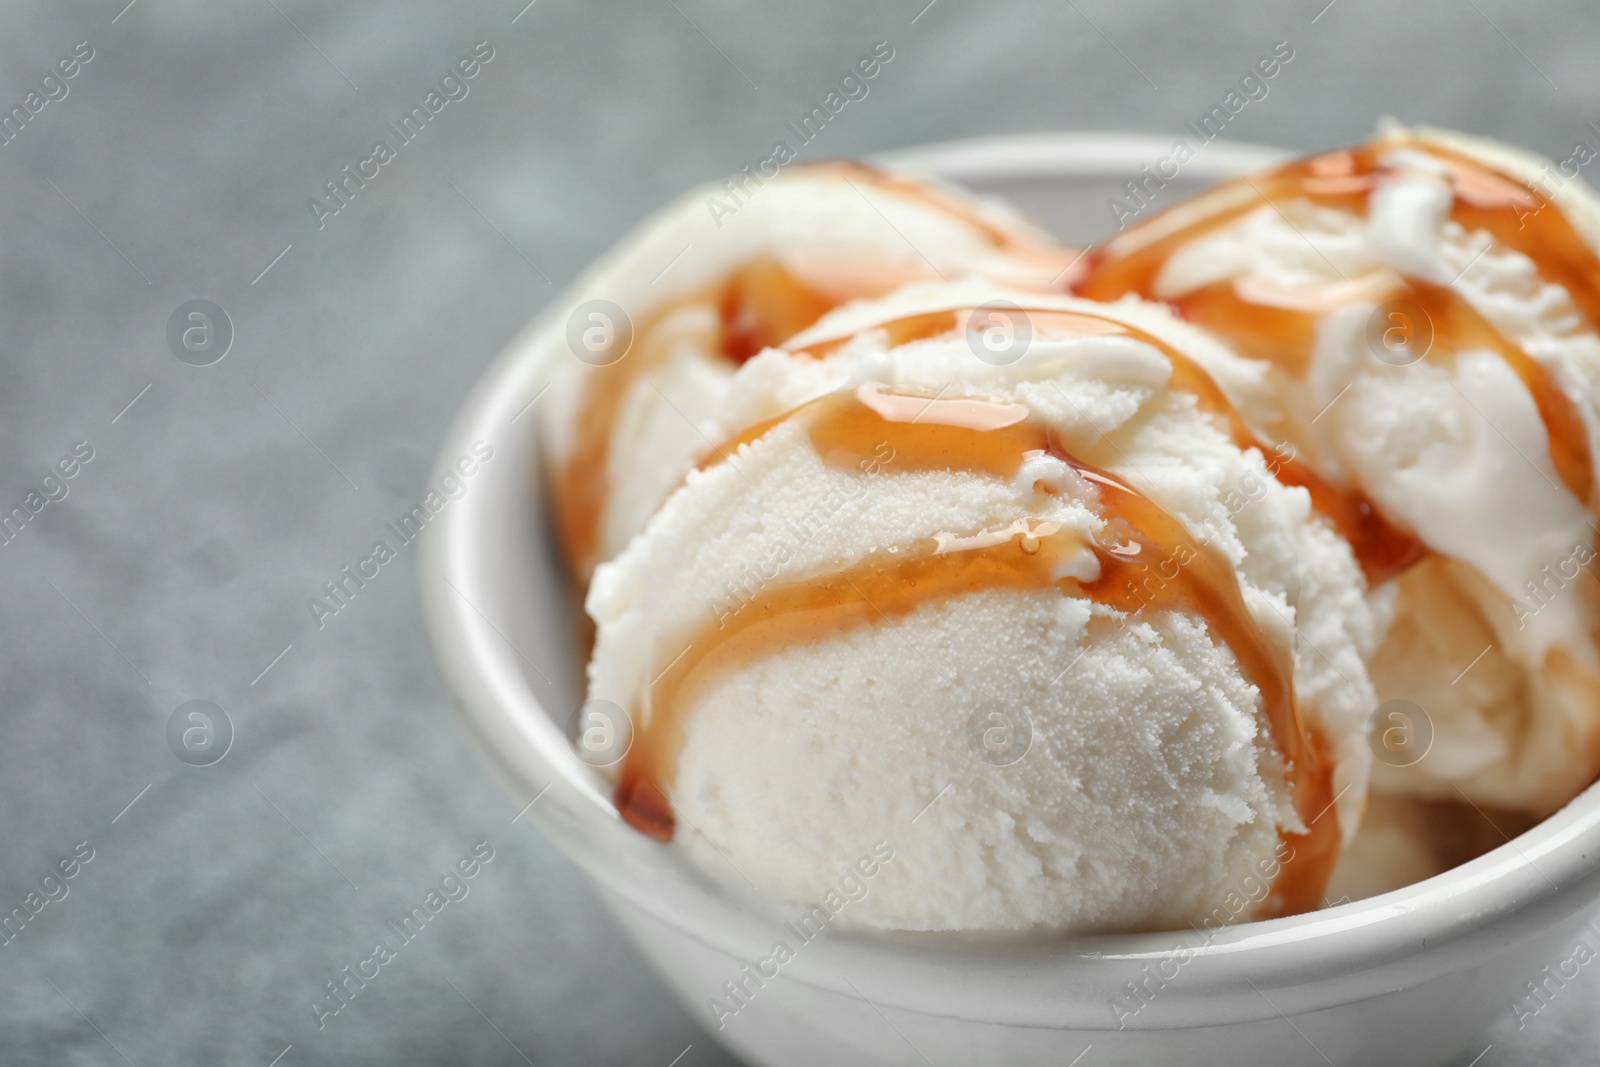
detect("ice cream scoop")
(582, 282), (1389, 933)
(1076, 122), (1600, 817)
(524, 163), (1078, 580)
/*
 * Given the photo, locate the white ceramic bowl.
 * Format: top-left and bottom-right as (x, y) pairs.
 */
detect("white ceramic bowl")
(419, 133), (1600, 1067)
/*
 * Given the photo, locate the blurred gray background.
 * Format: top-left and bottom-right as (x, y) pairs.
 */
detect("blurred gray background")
(1, 0), (1596, 1064)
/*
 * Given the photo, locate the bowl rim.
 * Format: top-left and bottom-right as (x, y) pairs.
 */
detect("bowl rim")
(419, 130), (1600, 1030)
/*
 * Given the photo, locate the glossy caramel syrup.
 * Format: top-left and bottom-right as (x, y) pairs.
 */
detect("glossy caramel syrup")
(554, 256), (846, 577)
(554, 162), (1084, 577)
(770, 304), (1426, 584)
(804, 160), (1082, 276)
(616, 385), (1340, 919)
(1075, 138), (1596, 517)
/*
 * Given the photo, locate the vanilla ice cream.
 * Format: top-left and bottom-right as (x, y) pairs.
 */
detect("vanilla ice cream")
(520, 163), (1078, 579)
(1078, 122), (1600, 816)
(582, 282), (1388, 933)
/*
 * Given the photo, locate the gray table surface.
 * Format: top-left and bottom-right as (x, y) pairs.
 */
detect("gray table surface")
(3, 1), (1598, 1063)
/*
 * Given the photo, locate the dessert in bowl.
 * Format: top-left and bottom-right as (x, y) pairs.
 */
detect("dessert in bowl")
(422, 130), (1600, 1066)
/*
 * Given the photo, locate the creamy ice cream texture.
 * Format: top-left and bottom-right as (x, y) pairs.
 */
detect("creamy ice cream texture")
(545, 125), (1600, 935)
(1078, 122), (1600, 817)
(583, 283), (1389, 932)
(521, 162), (1078, 579)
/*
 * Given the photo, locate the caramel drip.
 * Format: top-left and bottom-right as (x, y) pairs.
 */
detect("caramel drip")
(554, 159), (1087, 576)
(718, 255), (840, 365)
(1078, 147), (1380, 297)
(795, 309), (973, 363)
(796, 160), (1084, 286)
(1076, 137), (1597, 517)
(1145, 318), (1431, 585)
(616, 386), (1340, 919)
(803, 160), (1037, 252)
(776, 305), (1426, 584)
(1408, 282), (1594, 504)
(554, 257), (842, 576)
(1171, 280), (1323, 378)
(1427, 142), (1600, 335)
(1159, 280), (1591, 509)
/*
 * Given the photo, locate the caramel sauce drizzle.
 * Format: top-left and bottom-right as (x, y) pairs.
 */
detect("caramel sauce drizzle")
(804, 160), (1044, 253)
(556, 159), (1081, 575)
(1075, 138), (1597, 519)
(555, 256), (846, 576)
(798, 162), (1086, 286)
(555, 162), (1074, 577)
(616, 384), (1341, 919)
(717, 254), (840, 364)
(761, 304), (1425, 584)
